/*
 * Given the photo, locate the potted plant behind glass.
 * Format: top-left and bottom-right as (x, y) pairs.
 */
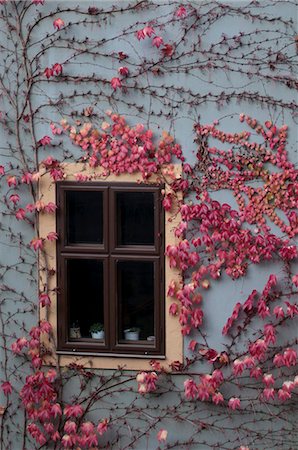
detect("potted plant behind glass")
(89, 323), (104, 339)
(124, 327), (140, 341)
(69, 320), (81, 339)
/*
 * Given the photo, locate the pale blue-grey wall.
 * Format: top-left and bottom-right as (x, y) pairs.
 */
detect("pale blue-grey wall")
(0, 1), (297, 449)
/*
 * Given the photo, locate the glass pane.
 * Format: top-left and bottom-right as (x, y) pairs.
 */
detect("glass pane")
(66, 190), (103, 244)
(117, 260), (155, 342)
(68, 259), (104, 340)
(116, 192), (155, 246)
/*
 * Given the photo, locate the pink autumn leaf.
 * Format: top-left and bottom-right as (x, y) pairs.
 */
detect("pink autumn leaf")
(278, 389), (291, 402)
(30, 237), (44, 251)
(285, 302), (298, 318)
(157, 429), (168, 442)
(9, 194), (20, 205)
(118, 66), (129, 76)
(1, 381), (12, 396)
(152, 36), (164, 48)
(44, 202), (57, 213)
(213, 392), (224, 405)
(263, 373), (275, 387)
(64, 404), (83, 418)
(11, 337), (28, 354)
(184, 379), (198, 400)
(38, 135), (52, 147)
(47, 231), (58, 241)
(175, 6), (187, 18)
(15, 208), (26, 220)
(80, 421), (94, 435)
(273, 306), (284, 319)
(50, 122), (63, 135)
(282, 381), (295, 392)
(283, 348), (297, 367)
(292, 274), (298, 286)
(26, 203), (35, 212)
(52, 63), (63, 75)
(97, 418), (108, 435)
(136, 26), (155, 40)
(45, 368), (57, 382)
(110, 77), (122, 90)
(51, 403), (62, 418)
(35, 200), (45, 212)
(118, 51), (128, 60)
(143, 26), (155, 37)
(53, 18), (65, 30)
(61, 434), (75, 448)
(162, 44), (174, 57)
(169, 303), (178, 315)
(262, 388), (275, 401)
(44, 67), (53, 79)
(162, 193), (172, 211)
(188, 340), (197, 351)
(21, 172), (33, 184)
(39, 293), (51, 307)
(7, 176), (17, 187)
(136, 29), (146, 40)
(228, 397), (241, 410)
(51, 431), (60, 441)
(40, 320), (52, 334)
(64, 420), (77, 434)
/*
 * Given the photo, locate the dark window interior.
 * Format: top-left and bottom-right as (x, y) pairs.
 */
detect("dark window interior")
(117, 260), (154, 341)
(66, 190), (103, 244)
(68, 258), (104, 339)
(116, 192), (155, 245)
(57, 183), (164, 356)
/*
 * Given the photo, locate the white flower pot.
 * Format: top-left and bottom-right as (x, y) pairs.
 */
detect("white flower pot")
(124, 330), (140, 341)
(91, 330), (104, 339)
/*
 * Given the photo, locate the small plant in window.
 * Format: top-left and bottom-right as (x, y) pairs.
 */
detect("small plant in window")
(89, 323), (104, 339)
(124, 327), (140, 341)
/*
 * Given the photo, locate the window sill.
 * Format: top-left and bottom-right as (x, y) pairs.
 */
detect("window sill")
(56, 350), (166, 359)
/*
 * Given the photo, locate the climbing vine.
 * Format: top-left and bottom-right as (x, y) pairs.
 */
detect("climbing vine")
(0, 1), (297, 449)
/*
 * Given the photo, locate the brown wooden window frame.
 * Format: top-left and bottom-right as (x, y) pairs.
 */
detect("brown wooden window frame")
(56, 181), (165, 357)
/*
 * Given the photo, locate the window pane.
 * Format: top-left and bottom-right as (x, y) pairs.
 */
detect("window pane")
(116, 192), (155, 245)
(117, 260), (155, 342)
(68, 259), (104, 340)
(66, 190), (103, 244)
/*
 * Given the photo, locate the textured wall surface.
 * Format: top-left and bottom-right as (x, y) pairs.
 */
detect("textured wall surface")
(0, 1), (297, 449)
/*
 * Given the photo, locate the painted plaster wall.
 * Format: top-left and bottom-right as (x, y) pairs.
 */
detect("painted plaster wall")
(0, 1), (297, 449)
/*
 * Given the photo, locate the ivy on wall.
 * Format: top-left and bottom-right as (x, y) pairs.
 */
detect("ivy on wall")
(0, 1), (297, 449)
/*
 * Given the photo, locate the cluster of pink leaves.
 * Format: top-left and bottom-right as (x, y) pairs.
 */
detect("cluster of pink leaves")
(109, 7), (188, 91)
(7, 323), (109, 448)
(136, 371), (158, 394)
(4, 157), (62, 250)
(196, 116), (297, 237)
(223, 274), (298, 335)
(2, 111), (297, 448)
(44, 63), (63, 79)
(183, 370), (252, 413)
(165, 194), (296, 338)
(162, 117), (298, 407)
(61, 111), (184, 178)
(223, 274), (298, 402)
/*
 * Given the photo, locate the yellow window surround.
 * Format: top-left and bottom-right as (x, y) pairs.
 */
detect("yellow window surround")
(39, 162), (183, 371)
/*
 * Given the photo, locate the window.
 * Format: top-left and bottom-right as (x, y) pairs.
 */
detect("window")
(56, 182), (165, 357)
(39, 163), (183, 370)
